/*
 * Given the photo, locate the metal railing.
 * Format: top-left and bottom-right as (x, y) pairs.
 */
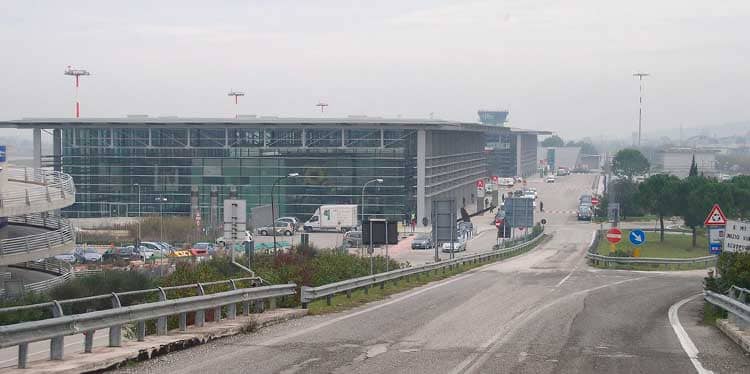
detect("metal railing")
(705, 285), (750, 330)
(0, 214), (75, 257)
(301, 228), (545, 307)
(0, 277), (291, 369)
(0, 168), (75, 211)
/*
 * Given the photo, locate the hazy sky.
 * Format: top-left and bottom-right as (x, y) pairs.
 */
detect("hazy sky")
(1, 0), (749, 140)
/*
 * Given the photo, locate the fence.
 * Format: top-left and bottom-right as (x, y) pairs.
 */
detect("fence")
(0, 214), (75, 257)
(0, 277), (291, 369)
(300, 227), (545, 307)
(0, 168), (75, 210)
(705, 285), (750, 331)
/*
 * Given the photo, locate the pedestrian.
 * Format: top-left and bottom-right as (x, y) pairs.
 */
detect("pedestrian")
(410, 219), (416, 232)
(489, 204), (495, 214)
(540, 201), (544, 212)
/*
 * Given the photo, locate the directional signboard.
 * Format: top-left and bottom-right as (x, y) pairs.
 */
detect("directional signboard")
(606, 228), (622, 244)
(704, 204), (728, 226)
(476, 179), (486, 198)
(724, 220), (750, 253)
(629, 229), (645, 246)
(0, 145), (6, 163)
(709, 227), (725, 255)
(504, 197), (534, 228)
(223, 199), (247, 243)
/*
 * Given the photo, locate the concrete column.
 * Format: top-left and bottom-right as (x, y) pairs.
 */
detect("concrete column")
(516, 134), (523, 177)
(52, 129), (62, 171)
(301, 129), (306, 147)
(380, 129), (384, 148)
(32, 128), (42, 168)
(416, 129), (427, 226)
(341, 129), (346, 147)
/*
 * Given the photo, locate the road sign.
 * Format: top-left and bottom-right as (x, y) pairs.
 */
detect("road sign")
(476, 179), (485, 198)
(709, 227), (725, 255)
(629, 229), (646, 246)
(606, 228), (622, 244)
(504, 197), (534, 228)
(0, 145), (6, 163)
(495, 218), (501, 228)
(591, 197), (599, 206)
(491, 176), (499, 184)
(704, 204), (728, 226)
(724, 220), (749, 253)
(223, 199), (247, 243)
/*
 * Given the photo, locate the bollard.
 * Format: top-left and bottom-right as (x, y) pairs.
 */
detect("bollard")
(136, 321), (146, 342)
(380, 281), (385, 290)
(326, 295), (332, 306)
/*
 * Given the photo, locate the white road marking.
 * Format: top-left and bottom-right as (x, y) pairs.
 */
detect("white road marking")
(554, 230), (595, 288)
(668, 294), (714, 374)
(450, 276), (649, 374)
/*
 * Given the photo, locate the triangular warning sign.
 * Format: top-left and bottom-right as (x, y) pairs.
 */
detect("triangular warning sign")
(704, 204), (728, 226)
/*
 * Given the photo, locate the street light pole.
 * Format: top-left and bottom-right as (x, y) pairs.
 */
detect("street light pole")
(156, 197), (167, 242)
(271, 172), (299, 254)
(361, 178), (383, 275)
(133, 184), (141, 243)
(633, 72), (649, 147)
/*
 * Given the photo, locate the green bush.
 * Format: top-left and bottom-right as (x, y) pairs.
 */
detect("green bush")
(706, 252), (750, 293)
(0, 293), (52, 325)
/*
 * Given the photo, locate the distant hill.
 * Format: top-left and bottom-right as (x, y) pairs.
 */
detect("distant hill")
(648, 121), (750, 142)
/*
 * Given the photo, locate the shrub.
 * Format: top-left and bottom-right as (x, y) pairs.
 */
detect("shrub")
(705, 252), (750, 293)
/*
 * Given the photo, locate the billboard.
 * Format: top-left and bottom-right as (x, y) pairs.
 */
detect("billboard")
(504, 197), (534, 228)
(362, 219), (398, 245)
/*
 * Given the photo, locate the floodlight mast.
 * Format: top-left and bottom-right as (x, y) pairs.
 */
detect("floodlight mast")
(228, 90), (245, 118)
(64, 66), (91, 118)
(633, 72), (649, 147)
(316, 102), (328, 112)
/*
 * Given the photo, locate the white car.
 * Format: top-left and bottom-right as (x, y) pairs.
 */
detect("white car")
(546, 175), (555, 183)
(441, 240), (466, 253)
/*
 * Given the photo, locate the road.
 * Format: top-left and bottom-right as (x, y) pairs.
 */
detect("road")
(114, 173), (750, 373)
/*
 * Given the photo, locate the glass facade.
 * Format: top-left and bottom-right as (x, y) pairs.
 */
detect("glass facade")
(61, 126), (418, 223)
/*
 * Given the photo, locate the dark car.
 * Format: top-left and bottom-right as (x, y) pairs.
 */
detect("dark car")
(102, 247), (144, 262)
(343, 231), (362, 247)
(411, 234), (434, 249)
(577, 205), (593, 221)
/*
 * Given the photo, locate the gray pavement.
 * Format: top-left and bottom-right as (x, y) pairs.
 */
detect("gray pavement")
(18, 173), (750, 373)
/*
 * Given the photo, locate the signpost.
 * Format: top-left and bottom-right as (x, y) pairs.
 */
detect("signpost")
(629, 228), (645, 257)
(709, 228), (725, 255)
(476, 179), (486, 198)
(606, 227), (622, 254)
(724, 220), (749, 253)
(704, 204), (729, 255)
(503, 197), (534, 233)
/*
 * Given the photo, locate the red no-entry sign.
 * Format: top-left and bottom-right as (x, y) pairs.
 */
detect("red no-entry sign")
(606, 228), (622, 244)
(591, 197), (600, 206)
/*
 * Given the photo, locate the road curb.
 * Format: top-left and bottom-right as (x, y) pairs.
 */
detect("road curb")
(716, 319), (750, 354)
(0, 309), (307, 374)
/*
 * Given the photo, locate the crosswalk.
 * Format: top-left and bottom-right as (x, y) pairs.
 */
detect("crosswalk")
(541, 209), (579, 215)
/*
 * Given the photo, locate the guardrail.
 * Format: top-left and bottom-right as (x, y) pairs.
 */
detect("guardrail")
(0, 168), (75, 211)
(300, 228), (545, 307)
(0, 214), (75, 257)
(705, 285), (750, 330)
(0, 277), (288, 369)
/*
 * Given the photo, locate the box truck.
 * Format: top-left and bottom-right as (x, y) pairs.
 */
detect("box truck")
(303, 204), (358, 232)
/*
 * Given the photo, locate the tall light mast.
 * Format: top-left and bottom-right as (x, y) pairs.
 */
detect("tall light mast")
(64, 66), (91, 118)
(228, 90), (245, 118)
(633, 72), (649, 147)
(316, 102), (329, 112)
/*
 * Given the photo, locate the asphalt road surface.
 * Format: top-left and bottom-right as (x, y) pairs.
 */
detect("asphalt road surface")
(113, 173), (750, 373)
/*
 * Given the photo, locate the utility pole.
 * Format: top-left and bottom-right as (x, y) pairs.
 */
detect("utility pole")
(633, 73), (649, 147)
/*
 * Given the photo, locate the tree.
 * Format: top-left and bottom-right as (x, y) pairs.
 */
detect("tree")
(541, 135), (564, 147)
(689, 154), (698, 177)
(637, 174), (680, 242)
(677, 176), (735, 247)
(612, 149), (650, 181)
(565, 140), (598, 155)
(610, 179), (643, 218)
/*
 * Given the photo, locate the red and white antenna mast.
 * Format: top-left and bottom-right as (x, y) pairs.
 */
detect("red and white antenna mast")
(64, 66), (91, 118)
(315, 101), (328, 112)
(228, 90), (245, 118)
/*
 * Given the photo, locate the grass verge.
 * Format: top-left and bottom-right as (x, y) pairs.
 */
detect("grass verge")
(596, 230), (708, 258)
(702, 301), (726, 326)
(307, 235), (548, 315)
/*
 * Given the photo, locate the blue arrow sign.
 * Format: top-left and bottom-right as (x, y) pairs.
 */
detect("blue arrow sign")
(0, 145), (6, 163)
(629, 229), (646, 246)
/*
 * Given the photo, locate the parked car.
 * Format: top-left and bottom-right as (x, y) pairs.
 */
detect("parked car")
(54, 253), (76, 263)
(216, 231), (254, 246)
(546, 175), (556, 183)
(411, 234), (434, 249)
(189, 242), (214, 256)
(577, 205), (593, 221)
(140, 241), (169, 256)
(579, 194), (592, 207)
(343, 230), (362, 247)
(74, 247), (102, 263)
(276, 217), (301, 230)
(257, 222), (294, 236)
(102, 247), (144, 262)
(441, 239), (466, 253)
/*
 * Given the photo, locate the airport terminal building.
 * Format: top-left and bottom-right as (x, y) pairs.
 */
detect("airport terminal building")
(1, 116), (545, 230)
